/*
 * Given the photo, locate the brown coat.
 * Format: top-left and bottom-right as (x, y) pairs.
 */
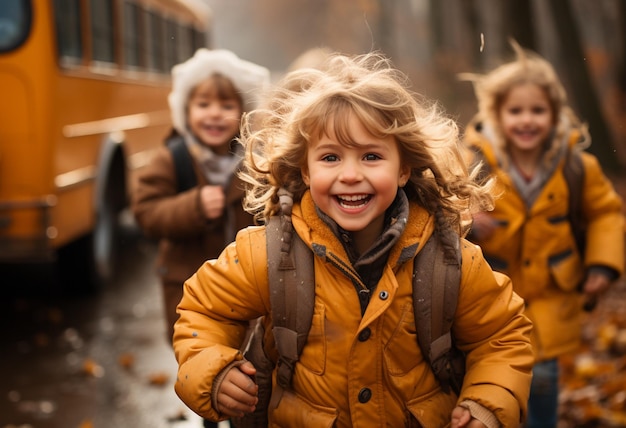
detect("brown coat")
(132, 144), (254, 335)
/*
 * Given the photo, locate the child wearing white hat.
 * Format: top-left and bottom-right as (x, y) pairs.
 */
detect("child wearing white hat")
(131, 49), (270, 428)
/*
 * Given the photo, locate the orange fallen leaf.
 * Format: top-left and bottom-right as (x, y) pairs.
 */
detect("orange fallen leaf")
(148, 372), (169, 386)
(118, 353), (135, 369)
(82, 358), (105, 378)
(78, 419), (94, 428)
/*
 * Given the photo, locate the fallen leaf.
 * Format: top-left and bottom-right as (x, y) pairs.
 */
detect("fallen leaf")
(118, 353), (135, 369)
(82, 358), (105, 378)
(148, 372), (169, 386)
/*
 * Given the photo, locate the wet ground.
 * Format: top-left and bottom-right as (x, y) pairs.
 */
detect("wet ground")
(0, 225), (227, 428)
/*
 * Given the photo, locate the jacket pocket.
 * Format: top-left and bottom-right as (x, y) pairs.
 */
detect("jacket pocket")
(548, 248), (584, 292)
(298, 301), (326, 375)
(406, 389), (457, 427)
(270, 388), (337, 427)
(383, 302), (421, 376)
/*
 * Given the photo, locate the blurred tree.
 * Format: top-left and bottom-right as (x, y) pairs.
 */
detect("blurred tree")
(376, 0), (396, 59)
(547, 0), (619, 172)
(429, 0), (444, 53)
(616, 1), (626, 108)
(460, 0), (481, 68)
(504, 0), (536, 51)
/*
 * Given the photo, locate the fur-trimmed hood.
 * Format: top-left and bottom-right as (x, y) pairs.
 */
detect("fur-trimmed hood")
(168, 49), (270, 135)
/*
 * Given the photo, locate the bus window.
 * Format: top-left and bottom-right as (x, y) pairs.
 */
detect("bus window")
(122, 0), (141, 69)
(90, 0), (115, 64)
(164, 18), (177, 72)
(193, 28), (207, 52)
(0, 0), (31, 52)
(53, 0), (82, 63)
(146, 8), (165, 73)
(176, 23), (193, 64)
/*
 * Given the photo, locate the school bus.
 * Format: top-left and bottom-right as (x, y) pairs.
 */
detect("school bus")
(0, 0), (211, 291)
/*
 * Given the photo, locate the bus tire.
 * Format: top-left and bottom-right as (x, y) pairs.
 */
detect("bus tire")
(59, 143), (127, 295)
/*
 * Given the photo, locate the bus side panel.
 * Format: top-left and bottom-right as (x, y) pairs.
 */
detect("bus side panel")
(51, 73), (172, 248)
(0, 2), (57, 261)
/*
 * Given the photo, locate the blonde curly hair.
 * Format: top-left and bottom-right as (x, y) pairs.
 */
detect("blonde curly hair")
(240, 52), (493, 233)
(459, 40), (589, 164)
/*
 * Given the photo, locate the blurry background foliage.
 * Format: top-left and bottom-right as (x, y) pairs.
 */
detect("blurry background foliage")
(205, 0), (626, 173)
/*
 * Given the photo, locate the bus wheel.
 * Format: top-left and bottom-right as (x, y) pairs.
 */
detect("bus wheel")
(92, 202), (117, 286)
(63, 141), (129, 295)
(58, 198), (121, 295)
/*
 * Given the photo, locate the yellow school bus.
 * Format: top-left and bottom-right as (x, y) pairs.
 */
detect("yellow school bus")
(0, 0), (211, 291)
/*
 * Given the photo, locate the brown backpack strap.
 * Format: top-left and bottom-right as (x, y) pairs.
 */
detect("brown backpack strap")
(267, 189), (316, 390)
(413, 228), (464, 394)
(562, 149), (585, 256)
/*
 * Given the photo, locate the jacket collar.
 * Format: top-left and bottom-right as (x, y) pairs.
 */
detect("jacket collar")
(291, 190), (434, 272)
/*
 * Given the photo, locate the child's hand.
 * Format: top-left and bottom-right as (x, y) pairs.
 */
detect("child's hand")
(582, 271), (611, 296)
(471, 212), (497, 240)
(451, 406), (487, 428)
(215, 361), (259, 418)
(200, 185), (225, 219)
(581, 271), (611, 311)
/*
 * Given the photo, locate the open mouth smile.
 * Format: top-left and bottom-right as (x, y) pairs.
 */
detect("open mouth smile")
(514, 129), (538, 139)
(336, 194), (371, 209)
(204, 124), (226, 133)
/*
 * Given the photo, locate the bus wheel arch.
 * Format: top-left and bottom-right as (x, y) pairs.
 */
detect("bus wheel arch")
(92, 133), (128, 286)
(59, 134), (129, 294)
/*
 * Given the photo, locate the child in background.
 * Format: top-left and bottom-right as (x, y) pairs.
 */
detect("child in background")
(285, 46), (333, 73)
(132, 49), (269, 428)
(461, 42), (624, 428)
(173, 52), (534, 427)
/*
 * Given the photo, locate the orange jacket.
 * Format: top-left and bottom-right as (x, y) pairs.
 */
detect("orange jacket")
(464, 121), (624, 361)
(173, 191), (533, 427)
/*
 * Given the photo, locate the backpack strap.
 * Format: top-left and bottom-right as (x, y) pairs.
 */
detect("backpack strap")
(412, 228), (464, 394)
(266, 189), (315, 391)
(562, 148), (585, 256)
(166, 135), (197, 192)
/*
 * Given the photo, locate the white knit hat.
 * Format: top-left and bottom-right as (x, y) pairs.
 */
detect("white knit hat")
(168, 48), (270, 135)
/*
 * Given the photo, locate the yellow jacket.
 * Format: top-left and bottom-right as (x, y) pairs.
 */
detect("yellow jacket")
(464, 121), (624, 361)
(173, 191), (533, 427)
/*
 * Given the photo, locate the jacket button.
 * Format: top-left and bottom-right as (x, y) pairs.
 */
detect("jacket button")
(379, 290), (389, 300)
(358, 328), (371, 342)
(524, 259), (531, 267)
(358, 387), (372, 403)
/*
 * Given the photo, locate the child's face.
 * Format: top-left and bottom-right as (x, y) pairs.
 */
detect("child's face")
(303, 114), (410, 242)
(498, 83), (554, 155)
(187, 80), (243, 154)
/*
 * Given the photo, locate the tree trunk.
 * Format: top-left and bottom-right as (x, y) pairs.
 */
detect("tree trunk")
(618, 1), (626, 109)
(377, 0), (396, 60)
(504, 0), (536, 50)
(429, 0), (444, 53)
(460, 0), (481, 68)
(546, 0), (619, 172)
